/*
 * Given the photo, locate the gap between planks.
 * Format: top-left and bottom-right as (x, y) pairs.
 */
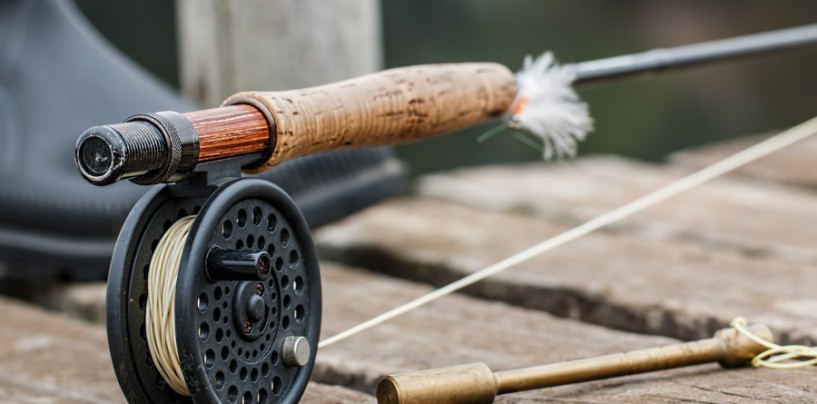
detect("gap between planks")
(316, 196), (817, 345)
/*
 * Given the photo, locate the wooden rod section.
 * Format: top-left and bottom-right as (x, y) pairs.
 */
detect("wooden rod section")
(74, 105), (273, 185)
(184, 105), (269, 163)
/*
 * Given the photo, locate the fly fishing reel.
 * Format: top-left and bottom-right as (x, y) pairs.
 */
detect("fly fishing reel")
(106, 156), (321, 404)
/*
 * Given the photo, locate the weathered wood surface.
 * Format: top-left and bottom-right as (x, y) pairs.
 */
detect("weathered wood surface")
(672, 134), (817, 189)
(417, 156), (817, 265)
(0, 296), (372, 403)
(317, 196), (817, 344)
(10, 252), (817, 402)
(301, 382), (372, 403)
(318, 262), (672, 393)
(0, 296), (120, 403)
(316, 262), (816, 402)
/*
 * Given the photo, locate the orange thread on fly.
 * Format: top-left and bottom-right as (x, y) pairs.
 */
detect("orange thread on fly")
(478, 52), (593, 159)
(511, 97), (529, 117)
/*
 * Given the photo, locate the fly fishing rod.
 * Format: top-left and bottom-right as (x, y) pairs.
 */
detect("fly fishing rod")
(76, 24), (817, 186)
(74, 24), (817, 404)
(572, 23), (817, 85)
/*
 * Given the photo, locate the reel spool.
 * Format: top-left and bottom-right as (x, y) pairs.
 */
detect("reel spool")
(106, 158), (321, 404)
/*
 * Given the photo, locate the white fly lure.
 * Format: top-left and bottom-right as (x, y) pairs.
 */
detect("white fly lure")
(507, 52), (593, 159)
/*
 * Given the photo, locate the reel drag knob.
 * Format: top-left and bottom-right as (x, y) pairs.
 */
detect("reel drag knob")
(107, 178), (321, 404)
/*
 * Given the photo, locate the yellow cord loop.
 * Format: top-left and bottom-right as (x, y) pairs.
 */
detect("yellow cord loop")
(731, 317), (817, 369)
(146, 215), (196, 396)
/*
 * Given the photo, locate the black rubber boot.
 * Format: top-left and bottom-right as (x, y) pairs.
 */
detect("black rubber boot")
(0, 0), (405, 281)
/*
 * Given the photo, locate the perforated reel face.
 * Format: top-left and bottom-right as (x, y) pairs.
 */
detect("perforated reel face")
(108, 179), (320, 404)
(178, 183), (320, 404)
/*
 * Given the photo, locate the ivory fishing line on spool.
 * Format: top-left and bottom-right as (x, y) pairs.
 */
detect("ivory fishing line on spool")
(146, 215), (196, 396)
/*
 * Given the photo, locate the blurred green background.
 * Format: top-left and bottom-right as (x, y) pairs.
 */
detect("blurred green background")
(74, 0), (817, 176)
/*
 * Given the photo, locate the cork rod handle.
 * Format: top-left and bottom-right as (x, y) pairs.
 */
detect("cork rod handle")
(224, 63), (517, 172)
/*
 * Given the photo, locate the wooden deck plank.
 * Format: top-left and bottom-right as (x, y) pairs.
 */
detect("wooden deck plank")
(0, 296), (121, 403)
(0, 278), (107, 324)
(671, 134), (817, 189)
(45, 282), (107, 324)
(417, 156), (817, 265)
(301, 382), (374, 403)
(504, 366), (817, 403)
(11, 260), (817, 402)
(317, 262), (815, 403)
(316, 198), (817, 343)
(0, 295), (372, 403)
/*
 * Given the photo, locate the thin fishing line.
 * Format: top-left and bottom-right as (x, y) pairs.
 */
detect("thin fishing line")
(511, 130), (545, 153)
(476, 123), (508, 143)
(146, 215), (196, 395)
(319, 116), (817, 349)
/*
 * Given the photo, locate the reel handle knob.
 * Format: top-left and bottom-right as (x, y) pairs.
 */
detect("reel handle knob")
(206, 248), (272, 281)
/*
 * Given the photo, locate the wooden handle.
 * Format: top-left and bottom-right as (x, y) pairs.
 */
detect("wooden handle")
(223, 63), (517, 172)
(184, 105), (269, 163)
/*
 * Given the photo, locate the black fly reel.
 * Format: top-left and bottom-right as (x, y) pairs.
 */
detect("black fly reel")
(107, 158), (321, 404)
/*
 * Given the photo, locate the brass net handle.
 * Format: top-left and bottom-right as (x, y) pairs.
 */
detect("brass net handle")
(223, 63), (517, 172)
